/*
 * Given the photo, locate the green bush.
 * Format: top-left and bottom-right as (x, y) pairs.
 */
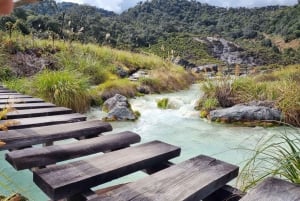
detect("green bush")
(32, 70), (91, 113)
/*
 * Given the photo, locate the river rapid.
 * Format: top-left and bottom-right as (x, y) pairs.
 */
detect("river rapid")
(0, 84), (287, 200)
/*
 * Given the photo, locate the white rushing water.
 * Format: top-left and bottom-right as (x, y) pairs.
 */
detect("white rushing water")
(0, 84), (286, 200)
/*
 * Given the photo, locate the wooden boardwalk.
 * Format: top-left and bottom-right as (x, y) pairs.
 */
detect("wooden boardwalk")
(0, 85), (299, 201)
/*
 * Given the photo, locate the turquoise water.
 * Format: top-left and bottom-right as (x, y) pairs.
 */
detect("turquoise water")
(0, 84), (286, 200)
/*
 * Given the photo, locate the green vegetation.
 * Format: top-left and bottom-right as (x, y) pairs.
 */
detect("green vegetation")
(157, 98), (169, 109)
(238, 129), (300, 191)
(5, 70), (91, 113)
(95, 79), (138, 101)
(1, 33), (193, 111)
(141, 34), (221, 65)
(1, 0), (300, 65)
(198, 65), (300, 126)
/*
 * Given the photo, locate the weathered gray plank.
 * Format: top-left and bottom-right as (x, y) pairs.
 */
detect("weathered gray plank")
(4, 107), (72, 119)
(0, 94), (32, 99)
(0, 90), (17, 93)
(0, 102), (56, 110)
(93, 155), (239, 201)
(0, 98), (44, 104)
(0, 113), (86, 129)
(0, 93), (21, 95)
(240, 177), (300, 201)
(0, 120), (110, 150)
(6, 131), (141, 170)
(203, 185), (245, 201)
(33, 141), (181, 200)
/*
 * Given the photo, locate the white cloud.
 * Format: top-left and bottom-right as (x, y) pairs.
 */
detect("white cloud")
(55, 0), (298, 13)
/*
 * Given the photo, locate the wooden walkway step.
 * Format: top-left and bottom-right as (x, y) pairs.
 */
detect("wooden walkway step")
(0, 94), (32, 99)
(0, 98), (44, 104)
(0, 113), (86, 129)
(0, 93), (22, 95)
(0, 102), (56, 110)
(4, 107), (72, 119)
(0, 120), (112, 151)
(6, 131), (141, 170)
(240, 177), (300, 201)
(0, 89), (17, 93)
(33, 141), (181, 200)
(93, 155), (239, 201)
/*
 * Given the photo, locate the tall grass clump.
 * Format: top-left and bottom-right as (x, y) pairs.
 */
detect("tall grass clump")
(157, 98), (169, 109)
(96, 79), (138, 100)
(238, 128), (300, 191)
(32, 70), (90, 113)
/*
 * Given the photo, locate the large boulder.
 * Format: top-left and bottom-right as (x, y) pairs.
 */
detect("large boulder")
(209, 104), (282, 123)
(102, 94), (138, 121)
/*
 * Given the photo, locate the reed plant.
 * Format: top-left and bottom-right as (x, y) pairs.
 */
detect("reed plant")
(238, 127), (300, 191)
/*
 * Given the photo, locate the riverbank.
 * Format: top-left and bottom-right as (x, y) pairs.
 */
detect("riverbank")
(197, 65), (300, 127)
(1, 34), (195, 113)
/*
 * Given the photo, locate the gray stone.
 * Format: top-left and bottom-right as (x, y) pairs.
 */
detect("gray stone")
(209, 105), (282, 123)
(103, 94), (128, 111)
(106, 105), (136, 121)
(128, 70), (148, 81)
(102, 94), (137, 121)
(137, 85), (151, 94)
(116, 66), (128, 78)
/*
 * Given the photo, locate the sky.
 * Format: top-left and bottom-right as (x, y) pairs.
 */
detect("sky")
(55, 0), (298, 13)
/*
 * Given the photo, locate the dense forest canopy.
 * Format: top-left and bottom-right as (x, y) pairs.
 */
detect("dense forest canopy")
(1, 0), (300, 64)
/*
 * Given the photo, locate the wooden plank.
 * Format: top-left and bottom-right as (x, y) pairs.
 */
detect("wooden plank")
(6, 131), (141, 170)
(33, 141), (181, 200)
(203, 185), (245, 201)
(0, 98), (44, 104)
(4, 107), (72, 119)
(0, 90), (17, 93)
(0, 120), (110, 150)
(0, 102), (56, 110)
(0, 113), (86, 130)
(93, 155), (239, 201)
(240, 177), (300, 201)
(0, 93), (22, 95)
(0, 94), (32, 99)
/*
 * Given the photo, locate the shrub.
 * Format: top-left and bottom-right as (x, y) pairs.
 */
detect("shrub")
(32, 70), (91, 113)
(157, 98), (169, 109)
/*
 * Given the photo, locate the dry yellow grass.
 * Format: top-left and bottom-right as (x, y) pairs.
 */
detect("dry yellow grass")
(264, 34), (300, 51)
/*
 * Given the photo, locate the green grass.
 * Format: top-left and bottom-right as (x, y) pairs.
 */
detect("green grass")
(157, 98), (169, 109)
(5, 70), (91, 113)
(238, 128), (300, 191)
(95, 79), (138, 100)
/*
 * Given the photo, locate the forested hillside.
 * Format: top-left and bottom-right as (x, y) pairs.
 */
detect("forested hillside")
(1, 0), (300, 65)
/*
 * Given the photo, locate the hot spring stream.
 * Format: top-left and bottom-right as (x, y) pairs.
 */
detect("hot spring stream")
(0, 84), (288, 200)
